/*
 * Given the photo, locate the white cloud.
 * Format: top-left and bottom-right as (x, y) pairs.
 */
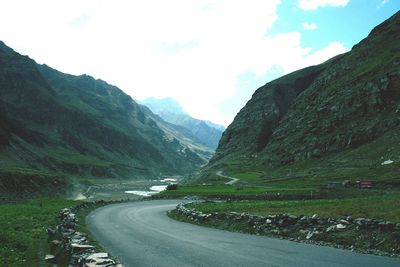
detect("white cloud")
(378, 0), (390, 7)
(0, 0), (349, 126)
(298, 0), (349, 11)
(301, 41), (347, 67)
(302, 22), (318, 30)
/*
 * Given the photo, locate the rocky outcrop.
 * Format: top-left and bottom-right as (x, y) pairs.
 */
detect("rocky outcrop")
(210, 11), (400, 168)
(46, 205), (122, 267)
(174, 203), (400, 256)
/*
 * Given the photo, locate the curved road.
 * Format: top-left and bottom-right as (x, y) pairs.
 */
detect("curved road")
(216, 170), (240, 185)
(86, 200), (400, 267)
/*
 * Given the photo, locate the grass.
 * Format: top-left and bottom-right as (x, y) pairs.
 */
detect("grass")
(0, 169), (69, 200)
(0, 198), (111, 267)
(187, 195), (400, 222)
(0, 198), (77, 267)
(202, 128), (400, 191)
(159, 184), (315, 199)
(47, 148), (114, 168)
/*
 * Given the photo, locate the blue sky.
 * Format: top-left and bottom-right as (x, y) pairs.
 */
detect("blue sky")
(272, 0), (398, 50)
(219, 0), (399, 123)
(0, 0), (398, 126)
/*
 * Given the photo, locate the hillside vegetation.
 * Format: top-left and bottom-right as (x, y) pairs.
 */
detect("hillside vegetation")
(0, 41), (214, 197)
(201, 11), (400, 187)
(141, 97), (224, 150)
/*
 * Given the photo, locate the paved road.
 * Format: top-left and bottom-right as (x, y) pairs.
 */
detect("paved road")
(216, 170), (240, 185)
(86, 200), (400, 267)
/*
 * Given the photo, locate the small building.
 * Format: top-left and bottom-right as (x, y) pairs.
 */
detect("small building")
(166, 183), (178, 190)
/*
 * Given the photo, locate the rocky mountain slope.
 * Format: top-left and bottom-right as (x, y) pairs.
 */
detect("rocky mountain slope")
(141, 97), (225, 150)
(209, 11), (400, 172)
(0, 41), (211, 196)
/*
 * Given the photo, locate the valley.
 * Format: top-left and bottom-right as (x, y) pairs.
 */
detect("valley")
(0, 6), (399, 267)
(72, 176), (183, 201)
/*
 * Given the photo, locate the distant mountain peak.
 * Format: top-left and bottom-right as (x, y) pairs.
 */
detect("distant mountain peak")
(141, 97), (186, 115)
(139, 97), (225, 150)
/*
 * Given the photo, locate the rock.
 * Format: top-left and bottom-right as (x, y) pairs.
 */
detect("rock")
(86, 258), (116, 267)
(270, 229), (281, 235)
(58, 226), (76, 237)
(46, 227), (56, 235)
(326, 225), (336, 232)
(355, 218), (366, 225)
(51, 240), (62, 246)
(381, 159), (394, 165)
(300, 216), (308, 222)
(174, 202), (400, 259)
(336, 223), (346, 229)
(86, 252), (108, 261)
(339, 219), (350, 225)
(306, 231), (314, 240)
(44, 254), (55, 261)
(49, 207), (122, 267)
(71, 243), (95, 253)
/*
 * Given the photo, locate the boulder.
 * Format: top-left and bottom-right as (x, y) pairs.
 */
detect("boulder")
(71, 244), (95, 254)
(44, 254), (55, 261)
(336, 223), (346, 229)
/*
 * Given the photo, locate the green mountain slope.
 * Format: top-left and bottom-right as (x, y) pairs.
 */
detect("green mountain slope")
(205, 11), (400, 183)
(0, 41), (209, 196)
(141, 97), (225, 149)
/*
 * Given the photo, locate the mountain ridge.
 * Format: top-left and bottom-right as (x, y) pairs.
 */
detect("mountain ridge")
(206, 11), (400, 175)
(141, 97), (225, 150)
(0, 41), (213, 196)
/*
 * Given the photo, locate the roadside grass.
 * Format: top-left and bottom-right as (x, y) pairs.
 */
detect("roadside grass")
(0, 198), (112, 267)
(159, 184), (315, 198)
(219, 156), (400, 189)
(0, 198), (77, 267)
(186, 195), (400, 222)
(169, 205), (400, 256)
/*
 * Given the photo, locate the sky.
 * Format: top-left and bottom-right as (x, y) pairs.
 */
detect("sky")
(0, 0), (398, 127)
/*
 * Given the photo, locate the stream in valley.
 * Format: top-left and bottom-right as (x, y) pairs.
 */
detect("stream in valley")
(73, 177), (179, 201)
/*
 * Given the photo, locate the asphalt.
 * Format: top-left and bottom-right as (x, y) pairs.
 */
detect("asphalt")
(86, 200), (400, 267)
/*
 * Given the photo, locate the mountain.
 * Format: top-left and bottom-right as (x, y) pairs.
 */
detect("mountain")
(141, 97), (225, 150)
(206, 12), (400, 179)
(203, 120), (225, 132)
(0, 41), (211, 196)
(140, 97), (186, 115)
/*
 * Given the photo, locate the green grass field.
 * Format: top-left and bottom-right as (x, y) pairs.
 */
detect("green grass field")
(160, 184), (316, 198)
(187, 195), (400, 222)
(0, 198), (77, 267)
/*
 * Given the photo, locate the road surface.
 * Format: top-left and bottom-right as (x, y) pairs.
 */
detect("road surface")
(216, 170), (240, 185)
(86, 200), (400, 267)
